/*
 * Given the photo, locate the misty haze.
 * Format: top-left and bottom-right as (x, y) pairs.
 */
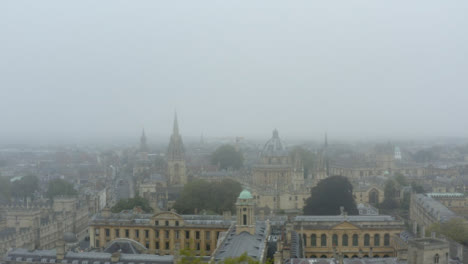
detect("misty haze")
(1, 1), (468, 264)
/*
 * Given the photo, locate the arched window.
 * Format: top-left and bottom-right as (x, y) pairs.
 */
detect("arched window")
(384, 233), (390, 246)
(332, 234), (338, 246)
(352, 234), (358, 246)
(303, 234), (307, 246)
(311, 234), (317, 247)
(374, 234), (380, 246)
(434, 253), (439, 264)
(369, 189), (379, 204)
(321, 234), (327, 247)
(243, 214), (247, 225)
(342, 234), (348, 246)
(364, 234), (370, 246)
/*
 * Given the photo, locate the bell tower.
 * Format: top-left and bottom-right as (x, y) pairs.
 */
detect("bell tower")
(236, 189), (255, 235)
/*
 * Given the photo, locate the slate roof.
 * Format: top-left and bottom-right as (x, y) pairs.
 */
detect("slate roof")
(214, 222), (268, 262)
(413, 194), (456, 222)
(294, 215), (396, 222)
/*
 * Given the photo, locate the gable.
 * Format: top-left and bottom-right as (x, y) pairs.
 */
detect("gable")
(331, 221), (360, 230)
(153, 211), (183, 220)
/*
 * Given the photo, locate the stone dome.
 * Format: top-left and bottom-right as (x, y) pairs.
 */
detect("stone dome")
(261, 129), (287, 157)
(63, 232), (78, 243)
(238, 189), (253, 199)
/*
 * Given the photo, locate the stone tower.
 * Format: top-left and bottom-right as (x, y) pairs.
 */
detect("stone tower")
(236, 189), (255, 235)
(408, 238), (449, 264)
(167, 113), (187, 185)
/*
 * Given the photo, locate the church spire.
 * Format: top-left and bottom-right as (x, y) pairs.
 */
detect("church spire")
(173, 112), (179, 135)
(140, 128), (148, 153)
(167, 113), (185, 161)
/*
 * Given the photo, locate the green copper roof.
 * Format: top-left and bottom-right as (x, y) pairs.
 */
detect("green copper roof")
(239, 189), (253, 199)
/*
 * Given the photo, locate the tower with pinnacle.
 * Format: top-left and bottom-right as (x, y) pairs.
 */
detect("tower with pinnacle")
(166, 113), (187, 185)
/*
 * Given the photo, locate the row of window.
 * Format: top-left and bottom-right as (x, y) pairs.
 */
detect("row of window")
(95, 239), (212, 252)
(98, 228), (216, 240)
(155, 220), (179, 226)
(302, 233), (391, 247)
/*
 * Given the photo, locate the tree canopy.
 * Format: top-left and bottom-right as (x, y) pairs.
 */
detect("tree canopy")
(178, 250), (262, 264)
(426, 217), (468, 245)
(173, 179), (242, 214)
(380, 179), (399, 209)
(0, 177), (11, 202)
(11, 175), (39, 199)
(211, 145), (243, 170)
(46, 178), (78, 198)
(111, 196), (153, 213)
(303, 175), (358, 215)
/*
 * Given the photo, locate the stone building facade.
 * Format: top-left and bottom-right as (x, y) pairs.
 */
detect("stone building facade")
(89, 208), (232, 256)
(409, 193), (457, 237)
(0, 196), (89, 256)
(291, 215), (405, 258)
(353, 184), (384, 205)
(250, 130), (309, 212)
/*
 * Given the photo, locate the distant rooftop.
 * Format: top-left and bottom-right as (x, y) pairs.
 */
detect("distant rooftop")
(427, 192), (464, 198)
(413, 194), (456, 222)
(294, 215), (396, 222)
(214, 221), (268, 262)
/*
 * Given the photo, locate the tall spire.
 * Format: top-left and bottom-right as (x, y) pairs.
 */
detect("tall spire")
(140, 128), (148, 152)
(167, 112), (185, 161)
(173, 112), (179, 135)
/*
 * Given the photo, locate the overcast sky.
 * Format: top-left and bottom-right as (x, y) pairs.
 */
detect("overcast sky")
(1, 1), (467, 144)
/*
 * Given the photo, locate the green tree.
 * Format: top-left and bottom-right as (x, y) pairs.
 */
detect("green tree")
(303, 176), (358, 215)
(11, 175), (39, 199)
(111, 196), (153, 213)
(46, 178), (78, 198)
(394, 173), (408, 186)
(380, 179), (399, 209)
(174, 179), (242, 214)
(0, 177), (11, 202)
(411, 182), (425, 193)
(178, 251), (260, 264)
(211, 145), (243, 170)
(426, 218), (468, 245)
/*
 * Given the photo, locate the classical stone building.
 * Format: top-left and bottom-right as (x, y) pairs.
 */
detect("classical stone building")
(166, 114), (187, 186)
(408, 238), (450, 264)
(89, 208), (232, 256)
(409, 193), (457, 237)
(290, 214), (405, 258)
(426, 192), (468, 217)
(250, 130), (309, 212)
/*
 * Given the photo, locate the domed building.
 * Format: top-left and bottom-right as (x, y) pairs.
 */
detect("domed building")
(250, 130), (309, 213)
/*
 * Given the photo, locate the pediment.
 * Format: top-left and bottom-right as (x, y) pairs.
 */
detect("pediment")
(331, 221), (360, 230)
(153, 211), (183, 220)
